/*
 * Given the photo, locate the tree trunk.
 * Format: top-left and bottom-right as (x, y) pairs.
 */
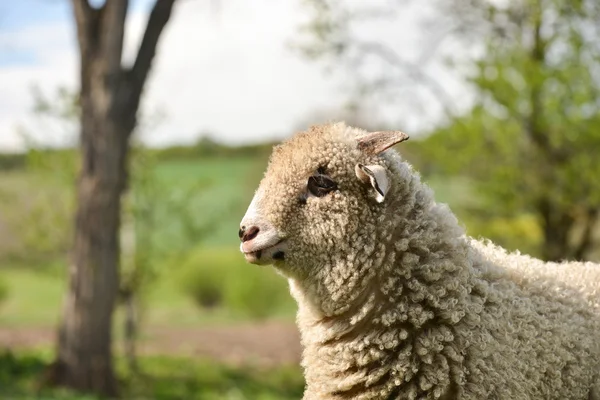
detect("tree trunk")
(572, 208), (599, 261)
(540, 208), (573, 262)
(53, 65), (135, 396)
(47, 1), (176, 395)
(539, 199), (598, 262)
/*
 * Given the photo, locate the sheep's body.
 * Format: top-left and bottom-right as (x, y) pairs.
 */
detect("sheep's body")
(239, 122), (600, 399)
(294, 240), (600, 400)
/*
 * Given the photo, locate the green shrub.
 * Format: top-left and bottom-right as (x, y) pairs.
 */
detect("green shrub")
(179, 253), (226, 309)
(178, 247), (295, 319)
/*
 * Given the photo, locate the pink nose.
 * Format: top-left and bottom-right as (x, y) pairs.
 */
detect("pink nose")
(239, 225), (260, 243)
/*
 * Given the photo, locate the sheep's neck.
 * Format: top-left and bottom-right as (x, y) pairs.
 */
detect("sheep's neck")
(293, 193), (474, 398)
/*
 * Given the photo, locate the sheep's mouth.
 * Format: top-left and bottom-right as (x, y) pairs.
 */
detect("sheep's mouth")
(243, 240), (286, 264)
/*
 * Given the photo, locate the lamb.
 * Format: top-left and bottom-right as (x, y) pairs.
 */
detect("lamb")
(238, 122), (600, 400)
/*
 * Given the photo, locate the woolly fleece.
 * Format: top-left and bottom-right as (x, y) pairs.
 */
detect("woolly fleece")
(245, 122), (600, 400)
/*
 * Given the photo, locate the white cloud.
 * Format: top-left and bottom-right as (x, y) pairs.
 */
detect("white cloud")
(0, 0), (473, 153)
(0, 20), (77, 151)
(134, 0), (348, 146)
(0, 0), (347, 151)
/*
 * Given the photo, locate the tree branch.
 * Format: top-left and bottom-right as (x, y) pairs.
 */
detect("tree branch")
(71, 0), (92, 33)
(353, 41), (458, 117)
(525, 3), (569, 164)
(71, 0), (103, 92)
(100, 0), (129, 74)
(574, 208), (599, 261)
(71, 0), (94, 53)
(129, 0), (177, 99)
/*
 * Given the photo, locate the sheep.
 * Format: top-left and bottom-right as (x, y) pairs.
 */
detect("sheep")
(238, 122), (600, 400)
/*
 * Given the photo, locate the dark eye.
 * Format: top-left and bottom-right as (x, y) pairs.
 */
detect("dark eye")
(307, 174), (338, 197)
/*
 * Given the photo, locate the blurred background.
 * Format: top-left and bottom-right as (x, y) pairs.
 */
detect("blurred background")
(0, 0), (598, 398)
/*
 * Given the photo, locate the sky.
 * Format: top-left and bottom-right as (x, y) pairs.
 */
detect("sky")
(0, 0), (466, 152)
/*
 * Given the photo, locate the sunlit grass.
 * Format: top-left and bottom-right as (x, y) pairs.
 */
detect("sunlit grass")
(0, 267), (65, 327)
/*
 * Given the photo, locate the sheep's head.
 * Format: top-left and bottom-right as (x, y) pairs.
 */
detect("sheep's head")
(239, 122), (409, 302)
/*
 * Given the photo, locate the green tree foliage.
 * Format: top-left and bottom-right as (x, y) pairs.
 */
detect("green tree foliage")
(300, 0), (600, 261)
(423, 0), (600, 261)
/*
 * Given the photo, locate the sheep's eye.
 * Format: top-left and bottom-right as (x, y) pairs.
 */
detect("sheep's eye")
(307, 174), (337, 198)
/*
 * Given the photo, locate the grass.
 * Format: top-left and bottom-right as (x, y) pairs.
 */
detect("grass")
(0, 246), (296, 328)
(0, 267), (65, 326)
(0, 350), (305, 400)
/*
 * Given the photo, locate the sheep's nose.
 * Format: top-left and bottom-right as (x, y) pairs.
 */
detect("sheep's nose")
(239, 225), (260, 243)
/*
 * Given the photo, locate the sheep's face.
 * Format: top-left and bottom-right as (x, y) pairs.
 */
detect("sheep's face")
(239, 123), (408, 291)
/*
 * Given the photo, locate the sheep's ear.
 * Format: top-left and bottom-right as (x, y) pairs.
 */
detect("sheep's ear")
(355, 164), (389, 203)
(357, 130), (409, 155)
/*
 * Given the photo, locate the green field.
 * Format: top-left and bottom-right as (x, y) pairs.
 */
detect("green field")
(0, 350), (304, 400)
(0, 247), (296, 328)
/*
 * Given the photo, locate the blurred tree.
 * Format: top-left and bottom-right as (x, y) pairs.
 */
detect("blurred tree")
(296, 0), (460, 131)
(48, 0), (177, 396)
(300, 0), (600, 261)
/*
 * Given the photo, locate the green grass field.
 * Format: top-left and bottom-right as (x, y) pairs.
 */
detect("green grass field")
(0, 350), (304, 400)
(0, 245), (296, 328)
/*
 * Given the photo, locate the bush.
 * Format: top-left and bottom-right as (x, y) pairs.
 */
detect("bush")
(179, 253), (226, 309)
(178, 247), (295, 319)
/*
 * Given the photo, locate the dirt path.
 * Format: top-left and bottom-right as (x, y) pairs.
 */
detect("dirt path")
(0, 321), (302, 367)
